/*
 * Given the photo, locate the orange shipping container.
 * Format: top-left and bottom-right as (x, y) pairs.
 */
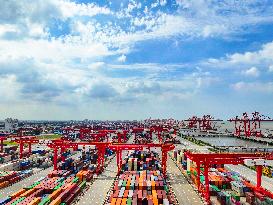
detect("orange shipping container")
(49, 197), (61, 205)
(10, 188), (26, 199)
(153, 196), (158, 205)
(49, 188), (62, 200)
(28, 197), (41, 205)
(116, 198), (122, 205)
(20, 188), (37, 197)
(0, 181), (9, 188)
(122, 198), (127, 205)
(110, 197), (117, 205)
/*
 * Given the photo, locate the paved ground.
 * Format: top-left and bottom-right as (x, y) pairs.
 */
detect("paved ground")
(167, 157), (204, 205)
(151, 134), (204, 205)
(75, 156), (117, 205)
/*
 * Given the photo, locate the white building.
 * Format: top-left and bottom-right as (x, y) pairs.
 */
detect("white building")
(4, 118), (19, 133)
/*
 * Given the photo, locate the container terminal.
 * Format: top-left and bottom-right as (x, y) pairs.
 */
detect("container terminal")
(0, 113), (272, 205)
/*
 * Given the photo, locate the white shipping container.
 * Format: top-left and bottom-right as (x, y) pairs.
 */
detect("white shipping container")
(118, 180), (123, 187)
(163, 199), (170, 205)
(187, 158), (191, 171)
(118, 187), (125, 198)
(128, 190), (133, 197)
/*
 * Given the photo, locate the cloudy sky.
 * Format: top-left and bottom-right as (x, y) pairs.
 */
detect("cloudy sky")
(0, 0), (273, 120)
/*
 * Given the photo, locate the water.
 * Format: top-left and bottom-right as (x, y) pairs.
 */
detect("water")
(215, 121), (273, 134)
(195, 136), (271, 148)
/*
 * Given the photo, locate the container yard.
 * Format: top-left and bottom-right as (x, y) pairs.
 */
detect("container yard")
(0, 118), (271, 205)
(0, 117), (271, 205)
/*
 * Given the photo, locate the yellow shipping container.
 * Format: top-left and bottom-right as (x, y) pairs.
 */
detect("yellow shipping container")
(28, 197), (42, 205)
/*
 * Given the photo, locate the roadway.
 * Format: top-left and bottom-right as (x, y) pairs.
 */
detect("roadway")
(152, 134), (204, 205)
(167, 157), (204, 205)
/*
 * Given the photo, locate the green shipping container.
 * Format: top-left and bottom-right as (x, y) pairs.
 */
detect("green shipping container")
(79, 181), (87, 189)
(27, 181), (40, 189)
(54, 182), (64, 190)
(265, 197), (273, 205)
(231, 192), (240, 201)
(72, 177), (79, 183)
(126, 198), (132, 205)
(38, 197), (51, 205)
(11, 197), (26, 205)
(211, 185), (220, 192)
(200, 175), (205, 182)
(164, 185), (169, 194)
(122, 180), (126, 187)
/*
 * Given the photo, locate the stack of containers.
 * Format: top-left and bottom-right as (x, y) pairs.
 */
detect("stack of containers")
(107, 151), (175, 205)
(76, 170), (93, 182)
(0, 170), (33, 189)
(108, 170), (174, 205)
(246, 192), (255, 204)
(0, 169), (88, 205)
(20, 160), (31, 170)
(230, 181), (250, 196)
(121, 151), (161, 172)
(171, 149), (273, 204)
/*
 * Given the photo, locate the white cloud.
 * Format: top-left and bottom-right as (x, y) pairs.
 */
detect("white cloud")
(242, 67), (260, 77)
(0, 38), (111, 62)
(0, 24), (18, 36)
(269, 65), (273, 72)
(232, 81), (273, 93)
(160, 0), (167, 6)
(117, 55), (126, 62)
(56, 0), (111, 18)
(202, 24), (227, 38)
(229, 42), (273, 65)
(203, 41), (273, 71)
(0, 75), (21, 102)
(0, 0), (273, 119)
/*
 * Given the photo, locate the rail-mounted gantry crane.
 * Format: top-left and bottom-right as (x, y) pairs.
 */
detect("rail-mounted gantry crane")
(229, 112), (273, 137)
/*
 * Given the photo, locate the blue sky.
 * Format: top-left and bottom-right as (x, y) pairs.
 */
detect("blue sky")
(0, 0), (273, 120)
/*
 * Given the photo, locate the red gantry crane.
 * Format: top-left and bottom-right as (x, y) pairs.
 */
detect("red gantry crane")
(185, 151), (273, 204)
(12, 136), (39, 159)
(47, 138), (175, 178)
(185, 115), (223, 131)
(0, 136), (7, 153)
(47, 139), (111, 173)
(108, 143), (175, 177)
(229, 112), (273, 137)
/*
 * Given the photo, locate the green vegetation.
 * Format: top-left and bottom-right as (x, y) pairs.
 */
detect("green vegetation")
(3, 141), (18, 146)
(38, 134), (61, 140)
(181, 135), (211, 146)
